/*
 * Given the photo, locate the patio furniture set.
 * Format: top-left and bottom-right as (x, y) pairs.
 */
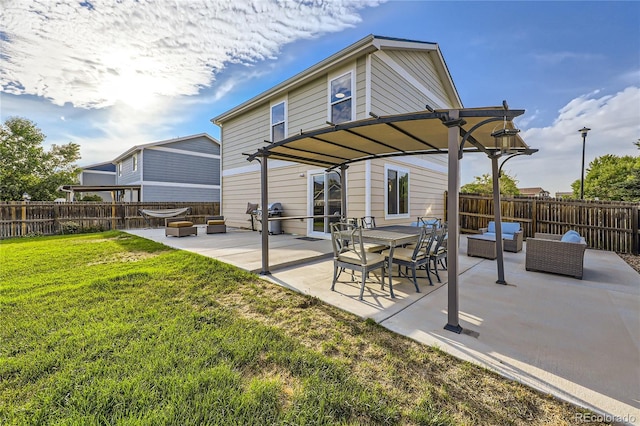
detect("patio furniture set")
(165, 216), (227, 237)
(331, 218), (448, 300)
(331, 218), (588, 301)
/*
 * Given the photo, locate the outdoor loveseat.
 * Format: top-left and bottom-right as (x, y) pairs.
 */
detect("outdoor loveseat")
(525, 231), (587, 279)
(480, 221), (523, 253)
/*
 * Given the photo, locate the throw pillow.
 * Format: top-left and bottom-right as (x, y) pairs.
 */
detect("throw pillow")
(561, 230), (582, 243)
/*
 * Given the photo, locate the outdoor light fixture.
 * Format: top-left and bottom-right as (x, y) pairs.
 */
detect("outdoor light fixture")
(578, 126), (591, 200)
(22, 192), (31, 201)
(491, 127), (521, 155)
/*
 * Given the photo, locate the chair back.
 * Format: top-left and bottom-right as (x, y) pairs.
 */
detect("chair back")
(360, 216), (376, 229)
(411, 225), (436, 260)
(418, 216), (441, 229)
(330, 222), (367, 263)
(432, 224), (448, 254)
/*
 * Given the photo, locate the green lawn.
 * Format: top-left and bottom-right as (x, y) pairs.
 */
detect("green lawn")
(0, 232), (606, 425)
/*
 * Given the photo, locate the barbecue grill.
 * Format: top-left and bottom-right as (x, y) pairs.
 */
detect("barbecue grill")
(253, 202), (284, 234)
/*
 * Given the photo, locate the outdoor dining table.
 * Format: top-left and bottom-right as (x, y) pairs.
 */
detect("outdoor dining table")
(358, 225), (424, 298)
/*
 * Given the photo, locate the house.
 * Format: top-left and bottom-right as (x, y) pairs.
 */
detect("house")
(112, 133), (221, 202)
(68, 133), (221, 202)
(555, 191), (574, 199)
(76, 161), (117, 201)
(212, 35), (462, 236)
(518, 187), (550, 198)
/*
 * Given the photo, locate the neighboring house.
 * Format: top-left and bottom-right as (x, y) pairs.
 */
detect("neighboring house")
(112, 133), (221, 202)
(555, 191), (574, 199)
(70, 133), (221, 202)
(519, 187), (550, 198)
(76, 161), (116, 201)
(212, 35), (462, 236)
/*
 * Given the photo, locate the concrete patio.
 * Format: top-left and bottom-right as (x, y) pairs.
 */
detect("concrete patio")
(127, 226), (640, 424)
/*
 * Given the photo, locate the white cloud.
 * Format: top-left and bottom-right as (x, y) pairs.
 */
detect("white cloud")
(462, 87), (640, 196)
(0, 0), (383, 109)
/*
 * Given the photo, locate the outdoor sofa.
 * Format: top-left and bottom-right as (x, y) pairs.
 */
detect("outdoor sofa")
(525, 231), (587, 279)
(480, 221), (523, 253)
(165, 217), (197, 237)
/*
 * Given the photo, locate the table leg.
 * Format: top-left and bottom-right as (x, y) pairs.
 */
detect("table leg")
(387, 245), (395, 298)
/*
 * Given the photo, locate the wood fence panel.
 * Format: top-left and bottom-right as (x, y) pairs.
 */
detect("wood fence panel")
(447, 193), (639, 254)
(0, 201), (220, 239)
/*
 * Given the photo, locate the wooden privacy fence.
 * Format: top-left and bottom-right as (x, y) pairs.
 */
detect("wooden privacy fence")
(0, 201), (220, 239)
(446, 193), (639, 254)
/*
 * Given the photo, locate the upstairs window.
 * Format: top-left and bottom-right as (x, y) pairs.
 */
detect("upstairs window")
(271, 101), (286, 142)
(329, 72), (353, 124)
(117, 162), (122, 176)
(132, 154), (138, 172)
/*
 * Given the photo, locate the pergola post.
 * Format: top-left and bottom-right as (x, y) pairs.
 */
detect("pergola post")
(259, 150), (270, 275)
(340, 164), (348, 219)
(491, 155), (507, 284)
(444, 110), (463, 334)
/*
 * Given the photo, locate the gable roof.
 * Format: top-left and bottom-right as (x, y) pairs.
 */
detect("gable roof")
(211, 35), (462, 124)
(111, 133), (219, 163)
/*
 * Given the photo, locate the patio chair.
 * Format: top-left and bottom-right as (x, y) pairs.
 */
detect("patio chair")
(418, 216), (441, 230)
(427, 224), (448, 282)
(330, 222), (387, 300)
(360, 216), (376, 229)
(480, 221), (523, 252)
(382, 225), (435, 291)
(165, 217), (197, 237)
(525, 231), (587, 279)
(205, 215), (226, 234)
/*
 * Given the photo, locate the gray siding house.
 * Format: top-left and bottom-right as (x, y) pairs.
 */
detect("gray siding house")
(212, 35), (462, 237)
(76, 161), (117, 201)
(111, 133), (221, 202)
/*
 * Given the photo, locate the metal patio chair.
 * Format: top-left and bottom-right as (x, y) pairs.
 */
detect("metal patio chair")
(330, 222), (387, 300)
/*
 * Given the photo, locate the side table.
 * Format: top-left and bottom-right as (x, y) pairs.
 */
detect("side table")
(467, 234), (497, 259)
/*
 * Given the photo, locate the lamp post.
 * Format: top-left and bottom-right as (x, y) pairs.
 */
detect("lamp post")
(578, 127), (591, 200)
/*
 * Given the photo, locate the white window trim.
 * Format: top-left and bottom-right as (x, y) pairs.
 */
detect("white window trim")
(117, 162), (122, 177)
(307, 168), (347, 238)
(132, 153), (138, 172)
(270, 97), (287, 142)
(327, 66), (356, 124)
(384, 164), (410, 220)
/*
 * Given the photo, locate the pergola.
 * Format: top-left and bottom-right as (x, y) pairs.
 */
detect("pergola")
(247, 104), (537, 333)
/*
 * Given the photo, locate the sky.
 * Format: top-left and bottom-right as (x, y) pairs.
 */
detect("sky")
(1, 0), (639, 195)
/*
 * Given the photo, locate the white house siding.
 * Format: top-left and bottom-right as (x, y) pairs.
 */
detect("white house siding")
(384, 50), (452, 108)
(369, 157), (447, 225)
(222, 107), (270, 171)
(370, 54), (448, 169)
(355, 57), (367, 119)
(288, 76), (326, 135)
(222, 162), (309, 232)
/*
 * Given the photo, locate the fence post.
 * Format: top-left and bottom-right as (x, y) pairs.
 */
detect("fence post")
(21, 201), (27, 236)
(633, 206), (639, 255)
(531, 198), (537, 237)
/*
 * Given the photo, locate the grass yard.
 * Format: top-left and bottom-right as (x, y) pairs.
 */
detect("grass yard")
(0, 231), (608, 425)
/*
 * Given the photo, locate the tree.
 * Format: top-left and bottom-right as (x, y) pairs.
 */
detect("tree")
(570, 149), (640, 202)
(461, 173), (520, 196)
(0, 117), (81, 201)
